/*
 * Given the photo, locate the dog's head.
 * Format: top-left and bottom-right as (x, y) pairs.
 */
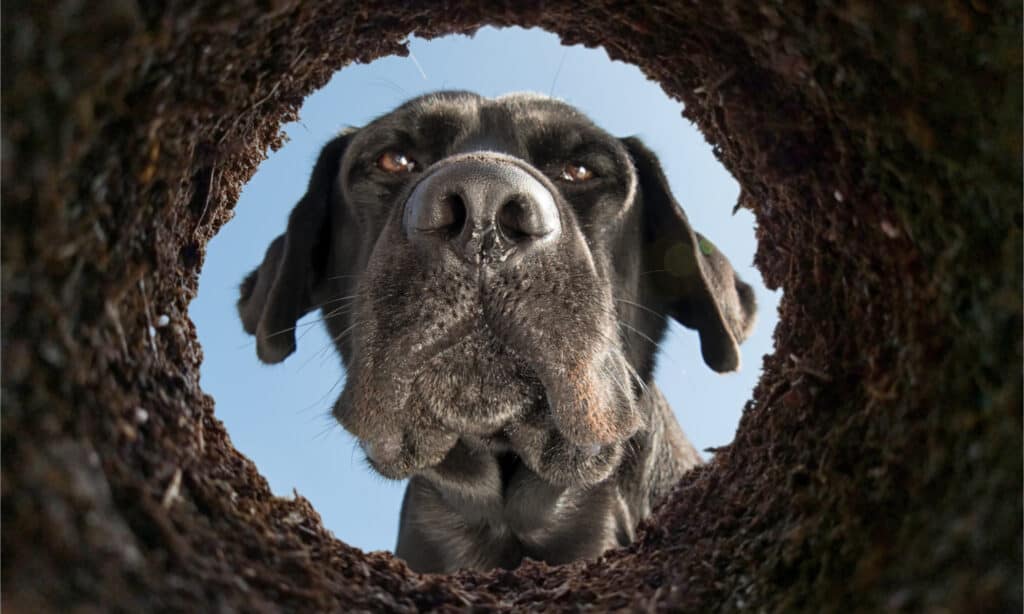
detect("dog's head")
(238, 92), (755, 485)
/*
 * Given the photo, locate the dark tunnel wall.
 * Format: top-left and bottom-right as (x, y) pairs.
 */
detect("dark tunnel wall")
(3, 2), (1021, 611)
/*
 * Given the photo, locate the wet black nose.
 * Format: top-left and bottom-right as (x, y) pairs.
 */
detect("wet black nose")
(403, 155), (561, 264)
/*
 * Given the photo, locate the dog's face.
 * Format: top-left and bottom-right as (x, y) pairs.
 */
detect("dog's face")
(238, 92), (755, 486)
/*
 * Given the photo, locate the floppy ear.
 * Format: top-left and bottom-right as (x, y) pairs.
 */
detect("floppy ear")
(622, 137), (757, 372)
(238, 132), (353, 364)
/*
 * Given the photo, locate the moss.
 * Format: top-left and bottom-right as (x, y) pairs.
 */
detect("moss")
(3, 1), (1020, 611)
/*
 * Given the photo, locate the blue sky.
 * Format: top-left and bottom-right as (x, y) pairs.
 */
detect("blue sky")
(189, 27), (780, 554)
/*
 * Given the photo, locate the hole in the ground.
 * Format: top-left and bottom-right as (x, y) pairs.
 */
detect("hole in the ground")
(190, 26), (779, 560)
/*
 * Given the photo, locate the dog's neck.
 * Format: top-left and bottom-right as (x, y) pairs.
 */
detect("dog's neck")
(398, 445), (638, 573)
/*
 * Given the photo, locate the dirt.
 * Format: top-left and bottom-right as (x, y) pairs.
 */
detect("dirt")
(3, 1), (1021, 611)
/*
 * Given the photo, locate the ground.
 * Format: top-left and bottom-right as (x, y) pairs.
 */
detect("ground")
(3, 2), (1021, 611)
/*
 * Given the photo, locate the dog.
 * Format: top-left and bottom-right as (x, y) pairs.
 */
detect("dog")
(237, 91), (756, 573)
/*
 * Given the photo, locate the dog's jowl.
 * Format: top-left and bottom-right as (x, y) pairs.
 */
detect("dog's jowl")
(238, 92), (756, 573)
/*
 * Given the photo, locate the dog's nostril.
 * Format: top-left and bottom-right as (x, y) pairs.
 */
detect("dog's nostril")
(497, 196), (554, 242)
(414, 191), (467, 236)
(497, 198), (529, 241)
(441, 193), (467, 237)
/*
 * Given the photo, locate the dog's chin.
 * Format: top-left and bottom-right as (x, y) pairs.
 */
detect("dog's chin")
(409, 328), (544, 434)
(334, 327), (532, 479)
(335, 358), (638, 487)
(361, 429), (459, 481)
(336, 326), (645, 482)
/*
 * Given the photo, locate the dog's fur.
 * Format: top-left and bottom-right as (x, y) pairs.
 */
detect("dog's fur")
(238, 92), (756, 573)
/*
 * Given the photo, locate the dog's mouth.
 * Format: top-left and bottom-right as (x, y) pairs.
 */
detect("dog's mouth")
(331, 264), (646, 483)
(351, 320), (542, 479)
(405, 317), (547, 432)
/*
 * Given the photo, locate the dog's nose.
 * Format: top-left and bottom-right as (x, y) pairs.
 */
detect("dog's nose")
(404, 156), (561, 264)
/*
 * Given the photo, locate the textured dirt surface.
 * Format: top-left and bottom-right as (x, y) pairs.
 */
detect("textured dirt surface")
(3, 1), (1021, 612)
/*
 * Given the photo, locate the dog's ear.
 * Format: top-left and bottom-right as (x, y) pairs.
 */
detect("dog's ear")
(238, 132), (354, 364)
(622, 137), (757, 372)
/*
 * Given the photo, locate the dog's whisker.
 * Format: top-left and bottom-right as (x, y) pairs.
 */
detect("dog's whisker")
(298, 320), (362, 372)
(585, 328), (651, 398)
(316, 294), (361, 308)
(295, 320), (321, 344)
(320, 349), (338, 370)
(317, 301), (357, 322)
(312, 418), (340, 442)
(617, 349), (649, 395)
(235, 302), (359, 351)
(295, 373), (348, 415)
(305, 408), (336, 426)
(349, 438), (362, 466)
(616, 319), (662, 350)
(613, 297), (666, 321)
(324, 273), (363, 282)
(598, 361), (632, 407)
(331, 320), (361, 344)
(610, 355), (640, 399)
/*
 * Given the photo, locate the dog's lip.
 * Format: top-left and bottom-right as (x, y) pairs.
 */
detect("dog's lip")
(361, 436), (402, 466)
(397, 317), (478, 379)
(360, 431), (459, 481)
(387, 286), (522, 378)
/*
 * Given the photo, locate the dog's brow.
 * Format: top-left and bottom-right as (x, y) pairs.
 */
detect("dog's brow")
(414, 110), (473, 145)
(520, 106), (564, 124)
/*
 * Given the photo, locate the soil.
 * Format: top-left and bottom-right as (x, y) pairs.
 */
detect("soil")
(3, 1), (1021, 611)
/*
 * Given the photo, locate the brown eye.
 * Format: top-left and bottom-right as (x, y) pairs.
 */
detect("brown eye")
(559, 162), (593, 182)
(377, 151), (417, 174)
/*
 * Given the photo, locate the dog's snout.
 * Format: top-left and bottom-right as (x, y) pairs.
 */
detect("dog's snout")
(405, 156), (561, 263)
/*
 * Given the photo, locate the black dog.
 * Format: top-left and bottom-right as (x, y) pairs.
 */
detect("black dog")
(238, 92), (756, 573)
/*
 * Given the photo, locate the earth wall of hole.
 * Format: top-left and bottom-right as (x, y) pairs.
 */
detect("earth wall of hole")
(3, 1), (1021, 611)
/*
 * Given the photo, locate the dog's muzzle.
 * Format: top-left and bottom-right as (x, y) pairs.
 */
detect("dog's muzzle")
(403, 154), (562, 265)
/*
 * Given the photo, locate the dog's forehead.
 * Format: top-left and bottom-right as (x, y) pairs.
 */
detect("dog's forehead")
(394, 91), (599, 139)
(401, 90), (481, 122)
(488, 92), (591, 124)
(399, 90), (584, 115)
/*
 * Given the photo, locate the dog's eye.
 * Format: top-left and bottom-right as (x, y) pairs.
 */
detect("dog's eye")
(559, 162), (594, 183)
(377, 151), (417, 174)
